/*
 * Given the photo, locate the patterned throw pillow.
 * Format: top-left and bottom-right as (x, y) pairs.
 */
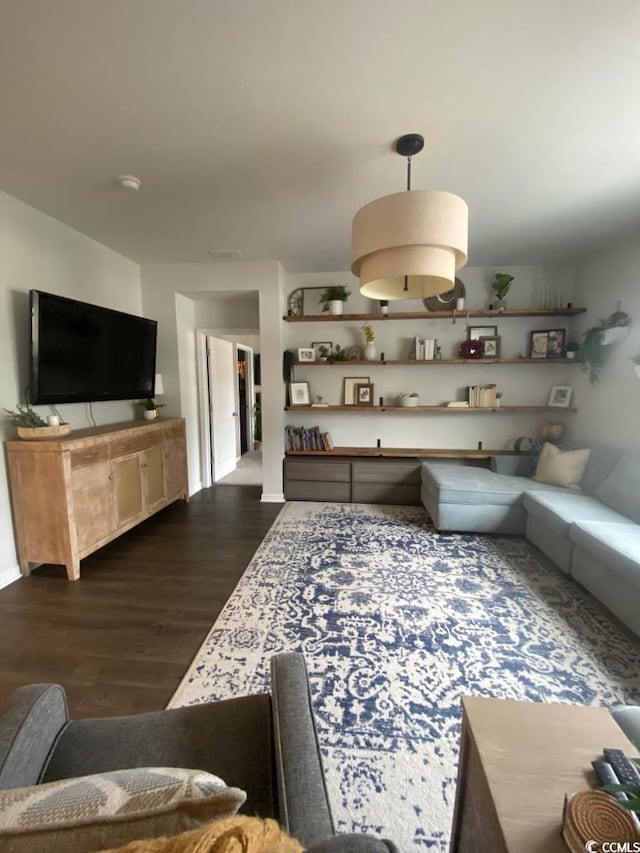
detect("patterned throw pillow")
(0, 767), (246, 853)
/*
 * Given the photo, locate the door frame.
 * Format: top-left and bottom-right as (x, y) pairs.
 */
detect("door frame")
(235, 343), (255, 457)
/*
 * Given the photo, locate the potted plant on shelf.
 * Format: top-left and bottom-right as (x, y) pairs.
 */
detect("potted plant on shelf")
(3, 404), (70, 439)
(361, 324), (376, 360)
(320, 285), (351, 316)
(379, 299), (389, 315)
(490, 273), (514, 311)
(140, 398), (164, 420)
(565, 341), (580, 360)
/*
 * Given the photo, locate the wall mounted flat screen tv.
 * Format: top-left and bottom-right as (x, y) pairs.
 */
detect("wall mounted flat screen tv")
(30, 290), (158, 404)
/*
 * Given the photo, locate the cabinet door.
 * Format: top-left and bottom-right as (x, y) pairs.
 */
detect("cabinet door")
(164, 437), (187, 499)
(71, 461), (115, 550)
(143, 445), (166, 511)
(113, 454), (143, 527)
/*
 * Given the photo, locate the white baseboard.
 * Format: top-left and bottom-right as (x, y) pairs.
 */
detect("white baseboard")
(261, 493), (285, 503)
(0, 564), (21, 590)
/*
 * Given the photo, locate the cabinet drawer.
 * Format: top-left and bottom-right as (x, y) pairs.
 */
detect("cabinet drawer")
(110, 431), (161, 458)
(285, 460), (350, 482)
(352, 482), (421, 505)
(286, 480), (351, 502)
(69, 443), (110, 470)
(352, 460), (421, 484)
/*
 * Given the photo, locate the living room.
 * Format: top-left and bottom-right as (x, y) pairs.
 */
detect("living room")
(1, 2), (640, 851)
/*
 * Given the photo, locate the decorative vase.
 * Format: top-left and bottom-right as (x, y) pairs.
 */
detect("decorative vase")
(144, 409), (158, 420)
(495, 297), (507, 312)
(364, 342), (376, 360)
(329, 300), (344, 316)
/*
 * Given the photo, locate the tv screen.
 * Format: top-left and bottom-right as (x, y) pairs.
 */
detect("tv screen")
(30, 290), (158, 404)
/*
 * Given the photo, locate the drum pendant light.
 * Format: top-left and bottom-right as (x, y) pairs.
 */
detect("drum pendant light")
(351, 134), (469, 300)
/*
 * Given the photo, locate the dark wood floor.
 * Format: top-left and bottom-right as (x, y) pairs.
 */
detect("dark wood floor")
(0, 487), (282, 719)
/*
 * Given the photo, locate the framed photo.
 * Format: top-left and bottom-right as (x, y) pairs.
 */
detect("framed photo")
(354, 382), (374, 406)
(311, 341), (332, 361)
(343, 376), (370, 405)
(480, 335), (501, 358)
(548, 385), (573, 407)
(289, 381), (311, 406)
(297, 347), (315, 362)
(468, 324), (497, 340)
(529, 328), (567, 359)
(347, 346), (361, 361)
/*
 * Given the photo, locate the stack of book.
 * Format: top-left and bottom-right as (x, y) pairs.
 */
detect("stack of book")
(412, 337), (438, 360)
(285, 425), (334, 451)
(467, 384), (498, 407)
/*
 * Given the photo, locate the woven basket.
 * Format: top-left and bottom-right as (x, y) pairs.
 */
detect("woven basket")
(562, 790), (638, 852)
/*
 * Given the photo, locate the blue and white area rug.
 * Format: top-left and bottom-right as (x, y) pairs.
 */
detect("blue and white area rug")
(170, 502), (640, 850)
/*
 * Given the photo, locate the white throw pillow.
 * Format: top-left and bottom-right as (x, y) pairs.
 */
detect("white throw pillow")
(532, 442), (591, 489)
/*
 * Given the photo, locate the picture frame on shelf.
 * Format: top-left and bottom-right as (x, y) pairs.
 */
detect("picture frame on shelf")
(548, 385), (573, 407)
(468, 324), (497, 340)
(289, 381), (311, 406)
(347, 346), (361, 361)
(311, 341), (332, 361)
(354, 383), (374, 406)
(297, 347), (315, 362)
(343, 376), (370, 405)
(529, 328), (566, 359)
(480, 336), (501, 358)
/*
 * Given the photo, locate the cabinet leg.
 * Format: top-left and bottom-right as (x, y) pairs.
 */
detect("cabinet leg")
(19, 558), (31, 577)
(66, 560), (80, 581)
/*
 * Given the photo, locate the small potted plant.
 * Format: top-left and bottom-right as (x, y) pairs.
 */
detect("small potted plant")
(320, 285), (351, 316)
(631, 352), (640, 379)
(495, 391), (503, 407)
(140, 398), (165, 420)
(3, 404), (70, 439)
(490, 273), (514, 311)
(361, 324), (376, 360)
(565, 341), (580, 360)
(379, 299), (389, 315)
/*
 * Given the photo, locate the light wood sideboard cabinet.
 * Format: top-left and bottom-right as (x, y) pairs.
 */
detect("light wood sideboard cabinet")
(6, 418), (189, 581)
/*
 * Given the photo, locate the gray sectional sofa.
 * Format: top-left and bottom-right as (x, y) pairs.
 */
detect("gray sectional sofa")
(420, 446), (640, 637)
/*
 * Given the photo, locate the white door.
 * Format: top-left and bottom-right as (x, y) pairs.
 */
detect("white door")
(207, 336), (237, 481)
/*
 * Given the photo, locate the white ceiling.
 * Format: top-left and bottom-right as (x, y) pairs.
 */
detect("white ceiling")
(1, 0), (639, 271)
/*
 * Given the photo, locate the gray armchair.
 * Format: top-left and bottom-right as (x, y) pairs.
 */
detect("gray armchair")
(0, 653), (396, 852)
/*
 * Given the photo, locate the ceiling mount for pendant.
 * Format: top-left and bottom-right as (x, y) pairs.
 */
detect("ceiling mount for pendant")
(351, 132), (468, 301)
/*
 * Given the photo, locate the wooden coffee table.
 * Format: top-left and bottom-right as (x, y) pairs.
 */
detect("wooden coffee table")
(449, 696), (635, 852)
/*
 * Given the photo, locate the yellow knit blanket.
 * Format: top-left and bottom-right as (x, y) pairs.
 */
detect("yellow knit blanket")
(99, 815), (304, 853)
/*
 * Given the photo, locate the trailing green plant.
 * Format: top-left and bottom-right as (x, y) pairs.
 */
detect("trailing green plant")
(320, 285), (351, 311)
(630, 351), (640, 365)
(491, 273), (514, 301)
(602, 741), (640, 814)
(606, 309), (632, 329)
(578, 321), (608, 384)
(3, 404), (47, 427)
(361, 324), (375, 343)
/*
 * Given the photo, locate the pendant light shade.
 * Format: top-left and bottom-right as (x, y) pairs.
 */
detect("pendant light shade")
(351, 134), (469, 301)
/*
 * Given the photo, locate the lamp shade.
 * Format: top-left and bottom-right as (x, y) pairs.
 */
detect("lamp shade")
(351, 189), (469, 300)
(154, 373), (165, 396)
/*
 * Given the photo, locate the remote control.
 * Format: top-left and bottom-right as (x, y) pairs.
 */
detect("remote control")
(603, 748), (640, 788)
(592, 760), (625, 801)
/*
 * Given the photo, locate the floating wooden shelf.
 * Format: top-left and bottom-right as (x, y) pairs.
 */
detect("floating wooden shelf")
(286, 405), (577, 413)
(285, 447), (528, 458)
(294, 358), (578, 367)
(284, 308), (586, 322)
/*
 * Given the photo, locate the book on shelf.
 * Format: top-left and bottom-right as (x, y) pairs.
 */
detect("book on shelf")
(413, 336), (438, 360)
(285, 425), (334, 452)
(466, 383), (498, 407)
(447, 401), (470, 407)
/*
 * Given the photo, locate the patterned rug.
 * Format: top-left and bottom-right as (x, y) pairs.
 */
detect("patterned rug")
(170, 502), (640, 851)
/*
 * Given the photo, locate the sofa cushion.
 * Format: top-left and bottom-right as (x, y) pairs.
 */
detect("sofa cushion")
(0, 767), (245, 853)
(593, 454), (640, 524)
(570, 521), (640, 590)
(523, 492), (634, 539)
(532, 443), (591, 489)
(421, 462), (568, 507)
(581, 446), (624, 495)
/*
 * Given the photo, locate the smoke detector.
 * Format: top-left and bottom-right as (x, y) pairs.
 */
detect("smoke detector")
(118, 174), (142, 191)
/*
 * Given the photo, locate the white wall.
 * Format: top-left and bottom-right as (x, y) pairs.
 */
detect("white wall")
(570, 234), (640, 449)
(285, 266), (580, 451)
(140, 261), (285, 501)
(0, 191), (142, 586)
(194, 294), (260, 329)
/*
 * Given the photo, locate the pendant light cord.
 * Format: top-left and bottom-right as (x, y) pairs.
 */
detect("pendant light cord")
(403, 154), (413, 291)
